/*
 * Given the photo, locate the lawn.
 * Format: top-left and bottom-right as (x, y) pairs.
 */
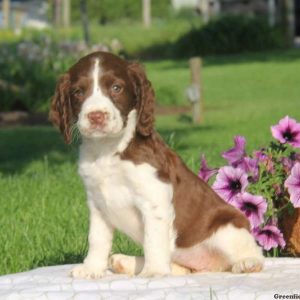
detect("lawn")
(1, 49), (300, 275)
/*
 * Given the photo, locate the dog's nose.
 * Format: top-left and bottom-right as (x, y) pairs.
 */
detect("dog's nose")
(87, 111), (106, 125)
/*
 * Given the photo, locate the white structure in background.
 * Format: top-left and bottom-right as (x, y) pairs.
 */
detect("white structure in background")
(171, 0), (199, 10)
(268, 0), (276, 26)
(198, 0), (220, 23)
(171, 0), (221, 23)
(0, 0), (49, 31)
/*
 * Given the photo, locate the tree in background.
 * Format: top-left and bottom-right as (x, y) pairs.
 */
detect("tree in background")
(53, 0), (70, 27)
(54, 0), (61, 26)
(70, 0), (170, 25)
(80, 0), (90, 46)
(143, 0), (151, 28)
(278, 0), (295, 45)
(62, 0), (70, 27)
(2, 0), (11, 28)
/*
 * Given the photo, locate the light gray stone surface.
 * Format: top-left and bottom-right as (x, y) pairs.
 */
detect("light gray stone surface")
(0, 258), (299, 299)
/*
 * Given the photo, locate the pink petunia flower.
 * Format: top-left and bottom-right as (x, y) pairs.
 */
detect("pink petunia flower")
(222, 136), (259, 182)
(252, 225), (286, 251)
(198, 154), (218, 183)
(222, 136), (246, 166)
(212, 166), (248, 204)
(271, 116), (300, 148)
(237, 157), (260, 182)
(235, 192), (267, 228)
(284, 163), (300, 208)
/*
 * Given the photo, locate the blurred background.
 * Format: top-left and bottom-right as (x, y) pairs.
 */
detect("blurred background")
(0, 0), (300, 276)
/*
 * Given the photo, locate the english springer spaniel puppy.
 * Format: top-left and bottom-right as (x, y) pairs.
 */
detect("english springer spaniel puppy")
(50, 51), (263, 279)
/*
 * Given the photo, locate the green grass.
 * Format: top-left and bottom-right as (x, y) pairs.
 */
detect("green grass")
(1, 49), (300, 275)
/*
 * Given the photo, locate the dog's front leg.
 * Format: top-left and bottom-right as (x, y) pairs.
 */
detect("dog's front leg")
(138, 185), (175, 277)
(71, 201), (113, 279)
(139, 213), (173, 277)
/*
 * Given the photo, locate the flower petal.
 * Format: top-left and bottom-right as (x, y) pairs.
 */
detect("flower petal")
(290, 190), (300, 208)
(235, 192), (267, 228)
(222, 136), (246, 165)
(289, 131), (300, 148)
(198, 154), (218, 183)
(285, 163), (300, 207)
(271, 125), (286, 143)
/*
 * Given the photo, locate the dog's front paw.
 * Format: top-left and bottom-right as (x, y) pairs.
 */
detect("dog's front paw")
(70, 263), (105, 279)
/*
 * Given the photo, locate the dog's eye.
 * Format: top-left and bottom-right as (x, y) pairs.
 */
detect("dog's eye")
(111, 84), (122, 93)
(73, 89), (84, 97)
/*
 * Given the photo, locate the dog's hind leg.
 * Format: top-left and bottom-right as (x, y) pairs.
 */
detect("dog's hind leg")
(109, 254), (191, 276)
(172, 223), (264, 274)
(172, 244), (231, 273)
(205, 224), (264, 273)
(109, 254), (143, 276)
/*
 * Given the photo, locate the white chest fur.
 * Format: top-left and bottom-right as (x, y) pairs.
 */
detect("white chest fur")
(79, 151), (142, 243)
(78, 142), (176, 248)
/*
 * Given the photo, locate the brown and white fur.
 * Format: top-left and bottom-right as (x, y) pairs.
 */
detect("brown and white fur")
(50, 51), (264, 279)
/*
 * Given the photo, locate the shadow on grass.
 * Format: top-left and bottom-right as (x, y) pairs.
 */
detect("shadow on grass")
(0, 120), (216, 174)
(0, 126), (77, 175)
(158, 115), (218, 152)
(32, 231), (143, 269)
(33, 252), (86, 269)
(140, 47), (300, 67)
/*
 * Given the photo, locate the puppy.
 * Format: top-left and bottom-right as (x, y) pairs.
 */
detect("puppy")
(50, 51), (263, 278)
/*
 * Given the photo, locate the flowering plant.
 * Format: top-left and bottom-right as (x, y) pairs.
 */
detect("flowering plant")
(199, 116), (300, 256)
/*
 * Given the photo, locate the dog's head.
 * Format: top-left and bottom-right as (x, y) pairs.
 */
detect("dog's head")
(49, 52), (155, 143)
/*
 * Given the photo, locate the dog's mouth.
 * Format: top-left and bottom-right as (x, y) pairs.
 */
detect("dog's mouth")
(79, 126), (110, 138)
(78, 120), (125, 139)
(89, 122), (107, 132)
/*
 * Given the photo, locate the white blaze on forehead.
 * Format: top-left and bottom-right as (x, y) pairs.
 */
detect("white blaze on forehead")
(92, 59), (101, 95)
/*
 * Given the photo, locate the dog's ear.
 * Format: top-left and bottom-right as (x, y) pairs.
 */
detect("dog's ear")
(49, 73), (73, 144)
(127, 62), (155, 137)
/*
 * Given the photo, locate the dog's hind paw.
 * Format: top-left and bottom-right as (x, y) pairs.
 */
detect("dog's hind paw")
(109, 254), (140, 276)
(232, 257), (263, 273)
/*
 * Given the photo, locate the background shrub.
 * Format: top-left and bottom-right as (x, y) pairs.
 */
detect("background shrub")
(173, 15), (286, 58)
(0, 37), (76, 112)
